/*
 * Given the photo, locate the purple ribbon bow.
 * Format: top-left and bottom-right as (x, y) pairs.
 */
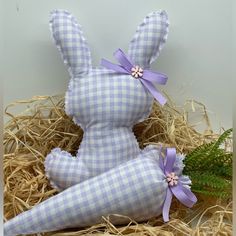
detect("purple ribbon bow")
(159, 148), (197, 222)
(101, 49), (168, 105)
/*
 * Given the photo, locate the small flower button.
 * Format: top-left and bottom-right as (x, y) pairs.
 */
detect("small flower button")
(166, 172), (179, 186)
(131, 65), (143, 78)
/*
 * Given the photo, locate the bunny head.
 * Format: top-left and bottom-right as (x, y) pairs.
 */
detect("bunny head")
(50, 10), (169, 130)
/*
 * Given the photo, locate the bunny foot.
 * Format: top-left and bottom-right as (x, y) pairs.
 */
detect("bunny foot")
(45, 148), (90, 191)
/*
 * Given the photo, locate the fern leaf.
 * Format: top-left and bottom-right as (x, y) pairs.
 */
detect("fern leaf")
(183, 128), (233, 199)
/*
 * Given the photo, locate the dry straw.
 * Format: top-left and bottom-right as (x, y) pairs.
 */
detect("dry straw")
(4, 95), (232, 235)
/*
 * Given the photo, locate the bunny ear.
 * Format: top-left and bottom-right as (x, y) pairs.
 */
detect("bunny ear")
(50, 10), (92, 77)
(128, 10), (169, 68)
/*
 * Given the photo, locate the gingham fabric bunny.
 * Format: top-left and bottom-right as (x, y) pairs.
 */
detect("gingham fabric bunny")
(4, 10), (197, 236)
(44, 9), (169, 191)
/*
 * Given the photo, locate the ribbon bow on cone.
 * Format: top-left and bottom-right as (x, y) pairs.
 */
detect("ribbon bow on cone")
(159, 148), (197, 222)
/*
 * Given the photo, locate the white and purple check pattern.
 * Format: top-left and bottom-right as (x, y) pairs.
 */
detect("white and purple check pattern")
(128, 11), (169, 68)
(50, 10), (92, 77)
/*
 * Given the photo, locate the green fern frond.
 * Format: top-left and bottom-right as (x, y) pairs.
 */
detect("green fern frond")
(191, 188), (230, 198)
(183, 128), (232, 199)
(211, 128), (232, 150)
(190, 171), (231, 190)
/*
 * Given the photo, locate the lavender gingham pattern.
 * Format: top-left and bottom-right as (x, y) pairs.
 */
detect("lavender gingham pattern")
(128, 11), (169, 68)
(50, 10), (92, 77)
(4, 146), (169, 236)
(45, 148), (90, 191)
(45, 9), (169, 192)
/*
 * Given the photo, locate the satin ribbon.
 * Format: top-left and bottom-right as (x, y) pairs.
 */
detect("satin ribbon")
(159, 148), (197, 222)
(101, 49), (168, 105)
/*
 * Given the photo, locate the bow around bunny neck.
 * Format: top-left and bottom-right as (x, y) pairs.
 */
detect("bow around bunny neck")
(101, 49), (168, 106)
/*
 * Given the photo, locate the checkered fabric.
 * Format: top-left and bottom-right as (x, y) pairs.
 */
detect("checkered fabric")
(50, 10), (92, 77)
(44, 10), (169, 191)
(44, 148), (91, 191)
(128, 11), (169, 68)
(4, 146), (169, 236)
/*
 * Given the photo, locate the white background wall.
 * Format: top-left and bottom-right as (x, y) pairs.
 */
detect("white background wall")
(3, 0), (234, 131)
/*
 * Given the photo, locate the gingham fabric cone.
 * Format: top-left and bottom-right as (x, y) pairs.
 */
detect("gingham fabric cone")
(4, 146), (196, 236)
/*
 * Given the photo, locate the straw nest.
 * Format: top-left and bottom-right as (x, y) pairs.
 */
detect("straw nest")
(4, 95), (232, 236)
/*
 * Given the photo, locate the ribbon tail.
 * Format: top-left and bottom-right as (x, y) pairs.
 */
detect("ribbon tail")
(142, 70), (168, 85)
(140, 79), (167, 106)
(171, 183), (197, 208)
(101, 59), (129, 74)
(162, 188), (173, 222)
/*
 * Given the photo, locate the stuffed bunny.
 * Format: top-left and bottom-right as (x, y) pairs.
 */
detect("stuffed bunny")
(4, 10), (197, 236)
(45, 9), (169, 191)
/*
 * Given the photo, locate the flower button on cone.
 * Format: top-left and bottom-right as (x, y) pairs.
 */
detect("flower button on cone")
(166, 172), (179, 186)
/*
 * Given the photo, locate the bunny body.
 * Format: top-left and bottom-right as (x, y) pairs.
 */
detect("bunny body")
(66, 68), (153, 170)
(45, 68), (153, 190)
(45, 9), (169, 191)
